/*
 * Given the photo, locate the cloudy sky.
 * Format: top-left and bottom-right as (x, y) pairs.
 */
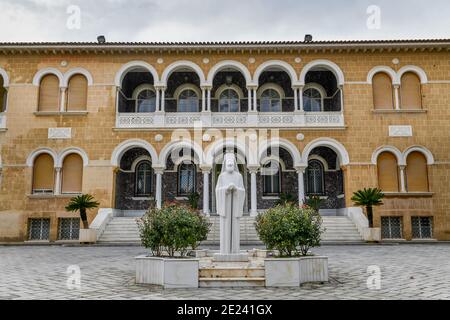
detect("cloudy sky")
(0, 0), (449, 42)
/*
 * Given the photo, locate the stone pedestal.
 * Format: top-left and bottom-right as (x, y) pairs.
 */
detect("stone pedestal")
(213, 253), (249, 262)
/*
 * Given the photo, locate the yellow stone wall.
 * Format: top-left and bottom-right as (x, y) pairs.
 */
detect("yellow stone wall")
(0, 49), (449, 241)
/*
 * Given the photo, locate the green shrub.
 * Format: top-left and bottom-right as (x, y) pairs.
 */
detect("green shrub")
(275, 193), (298, 206)
(255, 204), (323, 257)
(306, 195), (323, 213)
(187, 192), (200, 210)
(137, 204), (210, 257)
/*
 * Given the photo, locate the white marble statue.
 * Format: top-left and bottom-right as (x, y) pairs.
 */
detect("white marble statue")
(215, 153), (246, 256)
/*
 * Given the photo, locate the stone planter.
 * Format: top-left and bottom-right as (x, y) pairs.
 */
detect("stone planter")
(265, 256), (329, 287)
(265, 258), (301, 287)
(363, 227), (381, 242)
(135, 256), (199, 288)
(299, 256), (329, 284)
(79, 229), (97, 243)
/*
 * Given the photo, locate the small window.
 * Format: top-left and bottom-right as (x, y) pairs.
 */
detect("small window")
(28, 218), (50, 240)
(38, 74), (60, 112)
(307, 160), (324, 195)
(136, 89), (156, 113)
(178, 163), (196, 196)
(303, 88), (323, 112)
(32, 153), (55, 194)
(377, 152), (399, 192)
(260, 89), (281, 112)
(178, 89), (199, 112)
(135, 161), (153, 196)
(67, 74), (88, 111)
(381, 217), (403, 239)
(61, 154), (83, 194)
(372, 72), (394, 110)
(411, 217), (433, 239)
(58, 218), (80, 240)
(400, 72), (422, 110)
(0, 76), (6, 112)
(406, 151), (429, 192)
(263, 160), (281, 195)
(219, 89), (240, 112)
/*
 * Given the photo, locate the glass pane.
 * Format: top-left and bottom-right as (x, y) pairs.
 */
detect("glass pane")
(260, 98), (270, 112)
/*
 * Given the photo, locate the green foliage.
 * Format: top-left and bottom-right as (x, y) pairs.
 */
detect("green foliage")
(255, 204), (323, 257)
(306, 195), (323, 212)
(275, 193), (298, 206)
(65, 194), (100, 229)
(137, 203), (210, 257)
(351, 188), (385, 228)
(187, 192), (201, 210)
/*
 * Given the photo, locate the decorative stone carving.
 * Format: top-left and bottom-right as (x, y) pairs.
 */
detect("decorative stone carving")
(48, 128), (71, 139)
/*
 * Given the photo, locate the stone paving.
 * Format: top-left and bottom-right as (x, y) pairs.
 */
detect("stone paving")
(0, 244), (449, 300)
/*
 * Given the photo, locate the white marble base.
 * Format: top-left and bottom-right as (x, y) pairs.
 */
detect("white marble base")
(79, 229), (97, 243)
(213, 253), (249, 262)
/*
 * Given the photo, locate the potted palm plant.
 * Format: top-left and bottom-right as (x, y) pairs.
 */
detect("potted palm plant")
(65, 194), (100, 243)
(351, 188), (384, 242)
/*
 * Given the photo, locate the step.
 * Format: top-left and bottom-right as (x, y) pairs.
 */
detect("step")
(199, 268), (265, 278)
(199, 278), (265, 288)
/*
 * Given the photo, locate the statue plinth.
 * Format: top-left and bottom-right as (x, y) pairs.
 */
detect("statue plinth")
(213, 252), (249, 262)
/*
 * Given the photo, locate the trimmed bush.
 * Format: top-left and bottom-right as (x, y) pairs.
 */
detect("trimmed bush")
(255, 204), (323, 257)
(137, 204), (210, 257)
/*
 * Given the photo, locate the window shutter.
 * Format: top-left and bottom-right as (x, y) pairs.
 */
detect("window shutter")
(400, 72), (422, 109)
(38, 74), (60, 111)
(372, 73), (394, 110)
(377, 152), (399, 192)
(33, 154), (54, 192)
(61, 154), (83, 193)
(406, 152), (428, 192)
(67, 74), (88, 111)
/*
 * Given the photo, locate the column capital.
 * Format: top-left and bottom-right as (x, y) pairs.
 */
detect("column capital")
(295, 166), (307, 174)
(398, 164), (407, 170)
(55, 166), (62, 172)
(154, 85), (167, 91)
(200, 165), (212, 173)
(247, 165), (260, 174)
(152, 166), (165, 175)
(200, 85), (212, 90)
(292, 84), (304, 90)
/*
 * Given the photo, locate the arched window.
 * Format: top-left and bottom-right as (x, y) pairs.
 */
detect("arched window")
(260, 89), (281, 112)
(135, 161), (153, 196)
(400, 72), (422, 109)
(377, 152), (399, 192)
(307, 160), (324, 195)
(178, 89), (199, 112)
(178, 162), (196, 196)
(0, 76), (6, 112)
(32, 154), (54, 194)
(61, 154), (83, 194)
(303, 88), (323, 112)
(219, 89), (240, 112)
(263, 160), (281, 195)
(136, 89), (156, 113)
(38, 74), (60, 112)
(372, 72), (394, 110)
(67, 74), (88, 111)
(406, 152), (429, 192)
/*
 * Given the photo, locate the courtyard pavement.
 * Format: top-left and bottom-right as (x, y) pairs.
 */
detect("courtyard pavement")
(0, 244), (449, 300)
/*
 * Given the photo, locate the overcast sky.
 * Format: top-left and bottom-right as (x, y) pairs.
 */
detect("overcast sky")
(0, 0), (449, 42)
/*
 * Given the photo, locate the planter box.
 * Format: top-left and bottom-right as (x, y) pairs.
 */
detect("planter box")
(265, 256), (329, 287)
(299, 256), (328, 283)
(79, 229), (97, 244)
(362, 227), (381, 242)
(265, 258), (301, 287)
(135, 256), (199, 288)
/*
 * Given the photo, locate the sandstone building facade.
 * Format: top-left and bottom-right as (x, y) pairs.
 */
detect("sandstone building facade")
(0, 39), (449, 242)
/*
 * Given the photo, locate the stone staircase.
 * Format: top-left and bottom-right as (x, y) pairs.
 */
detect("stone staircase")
(97, 214), (364, 244)
(199, 266), (265, 287)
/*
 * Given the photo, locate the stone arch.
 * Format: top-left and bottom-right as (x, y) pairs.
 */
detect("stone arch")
(253, 60), (299, 86)
(57, 147), (89, 167)
(403, 146), (434, 165)
(205, 138), (255, 166)
(367, 66), (398, 85)
(206, 60), (252, 86)
(299, 59), (345, 86)
(397, 65), (428, 84)
(114, 61), (160, 88)
(111, 139), (158, 167)
(62, 68), (94, 87)
(0, 68), (10, 87)
(158, 140), (205, 167)
(161, 60), (206, 86)
(26, 148), (58, 167)
(32, 67), (64, 86)
(302, 138), (350, 166)
(371, 145), (404, 166)
(258, 138), (302, 167)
